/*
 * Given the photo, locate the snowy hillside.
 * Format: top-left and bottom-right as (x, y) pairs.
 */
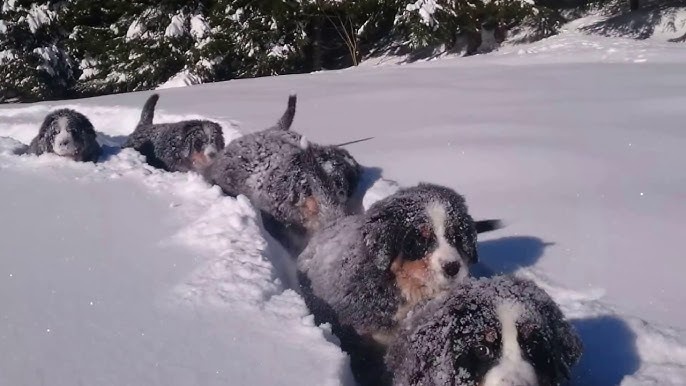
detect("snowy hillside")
(2, 21), (686, 386)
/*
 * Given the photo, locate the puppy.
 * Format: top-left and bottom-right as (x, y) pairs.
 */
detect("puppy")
(123, 94), (224, 173)
(269, 96), (363, 211)
(28, 109), (101, 162)
(311, 144), (362, 212)
(297, 183), (490, 345)
(386, 275), (582, 386)
(205, 95), (345, 253)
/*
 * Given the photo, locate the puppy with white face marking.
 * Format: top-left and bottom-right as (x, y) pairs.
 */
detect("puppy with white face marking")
(123, 94), (224, 173)
(386, 275), (583, 386)
(28, 109), (101, 162)
(297, 183), (499, 345)
(205, 95), (346, 254)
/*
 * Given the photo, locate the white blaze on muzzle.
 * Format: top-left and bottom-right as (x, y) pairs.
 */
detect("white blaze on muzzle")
(482, 301), (539, 386)
(426, 202), (469, 287)
(52, 117), (76, 157)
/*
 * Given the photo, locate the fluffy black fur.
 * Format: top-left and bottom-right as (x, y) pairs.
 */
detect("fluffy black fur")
(123, 94), (225, 173)
(271, 95), (363, 210)
(298, 183), (480, 336)
(297, 183), (489, 384)
(204, 95), (345, 253)
(386, 275), (583, 386)
(311, 144), (362, 211)
(28, 109), (101, 162)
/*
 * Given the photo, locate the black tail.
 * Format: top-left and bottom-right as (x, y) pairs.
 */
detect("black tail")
(275, 94), (297, 130)
(138, 94), (159, 126)
(475, 219), (503, 234)
(335, 136), (374, 147)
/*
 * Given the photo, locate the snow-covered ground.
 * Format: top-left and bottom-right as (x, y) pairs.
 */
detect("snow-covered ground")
(2, 16), (686, 386)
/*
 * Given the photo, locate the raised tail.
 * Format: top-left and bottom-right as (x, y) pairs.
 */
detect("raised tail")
(274, 94), (297, 131)
(475, 219), (503, 234)
(138, 94), (160, 127)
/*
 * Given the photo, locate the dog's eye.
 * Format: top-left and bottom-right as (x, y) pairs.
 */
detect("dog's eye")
(401, 229), (435, 261)
(474, 345), (491, 360)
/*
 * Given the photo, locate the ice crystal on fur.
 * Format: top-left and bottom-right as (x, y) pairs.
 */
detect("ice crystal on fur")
(386, 275), (583, 386)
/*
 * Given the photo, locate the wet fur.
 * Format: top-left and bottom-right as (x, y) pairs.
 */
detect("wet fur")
(28, 109), (101, 162)
(123, 94), (225, 173)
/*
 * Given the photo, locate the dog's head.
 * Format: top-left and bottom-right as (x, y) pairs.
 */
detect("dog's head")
(386, 276), (583, 386)
(361, 183), (478, 311)
(313, 145), (362, 208)
(274, 137), (347, 234)
(174, 120), (224, 172)
(37, 109), (100, 162)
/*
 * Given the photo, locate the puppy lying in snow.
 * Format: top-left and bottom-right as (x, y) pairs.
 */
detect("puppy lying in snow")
(28, 109), (101, 162)
(204, 95), (346, 253)
(386, 275), (582, 386)
(297, 183), (501, 344)
(123, 94), (224, 173)
(253, 94), (363, 211)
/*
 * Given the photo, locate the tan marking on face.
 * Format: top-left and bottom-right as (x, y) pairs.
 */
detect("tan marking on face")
(300, 196), (320, 231)
(485, 328), (498, 343)
(391, 255), (433, 320)
(190, 151), (212, 169)
(419, 224), (432, 239)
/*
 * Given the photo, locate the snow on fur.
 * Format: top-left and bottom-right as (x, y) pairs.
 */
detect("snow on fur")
(1, 21), (686, 385)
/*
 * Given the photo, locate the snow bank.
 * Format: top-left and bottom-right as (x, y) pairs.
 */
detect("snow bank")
(157, 70), (203, 90)
(2, 25), (686, 384)
(0, 110), (355, 385)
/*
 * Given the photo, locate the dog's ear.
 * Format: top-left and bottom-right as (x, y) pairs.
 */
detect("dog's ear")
(548, 308), (583, 382)
(29, 113), (60, 154)
(361, 203), (404, 271)
(517, 278), (583, 383)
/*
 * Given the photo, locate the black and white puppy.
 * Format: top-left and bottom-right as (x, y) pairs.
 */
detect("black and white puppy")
(28, 109), (101, 162)
(205, 95), (345, 253)
(297, 183), (495, 345)
(123, 94), (224, 173)
(386, 275), (583, 386)
(268, 96), (363, 211)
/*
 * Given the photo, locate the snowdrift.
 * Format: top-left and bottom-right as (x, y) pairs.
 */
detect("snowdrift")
(2, 20), (686, 385)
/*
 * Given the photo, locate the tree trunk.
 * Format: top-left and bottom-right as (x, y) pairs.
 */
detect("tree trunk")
(312, 16), (323, 71)
(630, 0), (639, 11)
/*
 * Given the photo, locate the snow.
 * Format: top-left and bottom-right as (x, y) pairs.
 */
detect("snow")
(165, 14), (186, 38)
(2, 17), (686, 386)
(268, 43), (293, 59)
(32, 45), (62, 76)
(190, 14), (210, 41)
(126, 19), (144, 41)
(405, 0), (441, 27)
(157, 70), (203, 90)
(0, 20), (7, 34)
(79, 57), (100, 80)
(1, 0), (16, 13)
(26, 3), (55, 34)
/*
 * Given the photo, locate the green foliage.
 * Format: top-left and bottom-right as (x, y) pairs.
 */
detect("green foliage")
(1, 0), (565, 103)
(0, 1), (76, 102)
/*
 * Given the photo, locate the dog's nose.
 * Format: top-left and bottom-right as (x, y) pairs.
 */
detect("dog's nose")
(442, 261), (461, 277)
(59, 139), (71, 147)
(206, 150), (217, 159)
